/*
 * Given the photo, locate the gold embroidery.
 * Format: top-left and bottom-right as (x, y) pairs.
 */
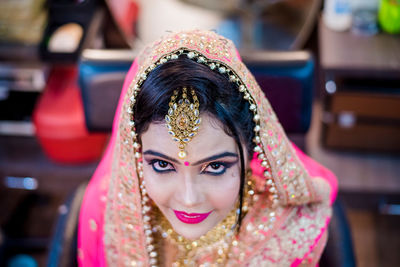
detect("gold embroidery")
(157, 207), (237, 266)
(103, 30), (327, 266)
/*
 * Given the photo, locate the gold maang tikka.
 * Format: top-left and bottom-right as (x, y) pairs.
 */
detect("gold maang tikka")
(165, 87), (201, 159)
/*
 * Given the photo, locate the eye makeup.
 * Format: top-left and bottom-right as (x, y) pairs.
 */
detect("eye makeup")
(145, 157), (238, 177)
(147, 158), (175, 173)
(200, 160), (238, 176)
(143, 149), (239, 177)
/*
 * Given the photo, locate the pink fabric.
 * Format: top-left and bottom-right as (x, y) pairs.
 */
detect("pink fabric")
(293, 145), (338, 205)
(250, 144), (338, 267)
(291, 144), (337, 266)
(77, 35), (337, 265)
(291, 217), (331, 267)
(77, 60), (139, 266)
(251, 144), (338, 206)
(80, 141), (337, 266)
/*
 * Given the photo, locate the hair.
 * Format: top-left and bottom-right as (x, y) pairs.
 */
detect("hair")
(134, 56), (255, 228)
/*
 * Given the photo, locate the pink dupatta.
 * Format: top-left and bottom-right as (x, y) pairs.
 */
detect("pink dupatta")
(78, 30), (338, 267)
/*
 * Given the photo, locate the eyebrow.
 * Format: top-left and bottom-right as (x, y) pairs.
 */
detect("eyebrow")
(192, 152), (238, 165)
(142, 150), (238, 166)
(143, 150), (180, 164)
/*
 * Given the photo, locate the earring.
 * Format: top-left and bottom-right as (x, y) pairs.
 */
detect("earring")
(242, 169), (256, 212)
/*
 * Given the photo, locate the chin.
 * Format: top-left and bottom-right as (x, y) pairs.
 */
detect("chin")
(166, 212), (215, 240)
(172, 224), (209, 240)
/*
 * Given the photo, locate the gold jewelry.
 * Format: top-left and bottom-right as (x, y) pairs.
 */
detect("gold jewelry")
(165, 87), (201, 159)
(128, 48), (281, 266)
(242, 169), (256, 213)
(130, 50), (278, 207)
(157, 207), (238, 266)
(136, 150), (238, 266)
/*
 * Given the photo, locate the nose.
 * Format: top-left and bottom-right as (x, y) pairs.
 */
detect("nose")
(178, 174), (202, 207)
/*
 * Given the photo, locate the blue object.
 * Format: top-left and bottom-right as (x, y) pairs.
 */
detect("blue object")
(8, 255), (38, 267)
(79, 50), (133, 131)
(78, 49), (314, 136)
(215, 17), (242, 48)
(243, 51), (314, 134)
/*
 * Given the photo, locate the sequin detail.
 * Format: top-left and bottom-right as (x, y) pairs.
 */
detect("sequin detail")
(104, 30), (323, 266)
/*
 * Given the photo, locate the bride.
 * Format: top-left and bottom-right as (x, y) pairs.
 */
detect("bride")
(77, 30), (337, 266)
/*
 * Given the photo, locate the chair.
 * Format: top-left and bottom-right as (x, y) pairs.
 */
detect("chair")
(79, 49), (314, 149)
(241, 50), (314, 150)
(55, 49), (354, 266)
(319, 198), (356, 267)
(47, 183), (87, 267)
(79, 49), (135, 132)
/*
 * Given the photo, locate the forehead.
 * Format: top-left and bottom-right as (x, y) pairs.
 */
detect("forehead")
(140, 114), (237, 160)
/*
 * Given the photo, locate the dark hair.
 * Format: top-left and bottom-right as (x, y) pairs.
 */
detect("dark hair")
(135, 56), (255, 228)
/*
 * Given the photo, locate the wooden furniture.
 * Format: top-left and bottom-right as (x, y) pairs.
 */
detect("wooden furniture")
(318, 18), (400, 153)
(313, 19), (400, 214)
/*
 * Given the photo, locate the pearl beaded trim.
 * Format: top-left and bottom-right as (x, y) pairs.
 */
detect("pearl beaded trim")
(127, 49), (280, 266)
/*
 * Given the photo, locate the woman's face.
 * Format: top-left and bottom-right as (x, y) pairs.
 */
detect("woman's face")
(141, 114), (245, 240)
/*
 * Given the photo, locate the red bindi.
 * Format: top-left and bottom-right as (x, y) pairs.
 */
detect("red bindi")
(184, 161), (190, 166)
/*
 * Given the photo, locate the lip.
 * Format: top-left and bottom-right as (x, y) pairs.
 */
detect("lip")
(173, 210), (213, 224)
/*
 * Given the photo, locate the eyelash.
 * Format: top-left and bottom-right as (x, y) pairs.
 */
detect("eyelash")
(148, 159), (175, 173)
(147, 159), (235, 176)
(202, 162), (234, 176)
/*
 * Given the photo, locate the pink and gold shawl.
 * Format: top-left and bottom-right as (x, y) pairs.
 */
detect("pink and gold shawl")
(78, 30), (338, 267)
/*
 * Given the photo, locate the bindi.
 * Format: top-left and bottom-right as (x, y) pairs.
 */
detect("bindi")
(184, 161), (190, 166)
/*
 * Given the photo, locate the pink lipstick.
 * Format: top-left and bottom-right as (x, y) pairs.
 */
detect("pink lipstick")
(173, 210), (212, 224)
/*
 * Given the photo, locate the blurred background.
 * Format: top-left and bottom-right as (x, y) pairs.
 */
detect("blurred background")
(0, 0), (399, 266)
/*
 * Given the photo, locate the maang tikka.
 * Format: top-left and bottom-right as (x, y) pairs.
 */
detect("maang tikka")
(165, 87), (201, 159)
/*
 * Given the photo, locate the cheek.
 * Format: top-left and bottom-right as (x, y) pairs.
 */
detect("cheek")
(142, 166), (173, 205)
(206, 168), (241, 210)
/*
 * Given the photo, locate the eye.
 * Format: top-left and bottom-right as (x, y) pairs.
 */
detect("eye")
(202, 162), (227, 176)
(149, 159), (175, 173)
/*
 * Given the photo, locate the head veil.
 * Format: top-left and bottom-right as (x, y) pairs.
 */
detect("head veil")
(78, 30), (336, 267)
